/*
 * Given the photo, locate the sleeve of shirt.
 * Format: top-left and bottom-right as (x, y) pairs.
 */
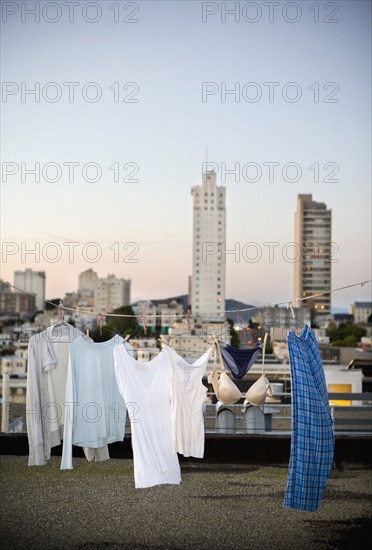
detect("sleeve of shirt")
(26, 336), (45, 466)
(60, 349), (74, 470)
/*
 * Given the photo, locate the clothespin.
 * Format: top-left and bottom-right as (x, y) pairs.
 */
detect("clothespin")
(236, 308), (242, 329)
(137, 314), (147, 335)
(159, 334), (168, 347)
(86, 327), (90, 338)
(96, 313), (105, 335)
(287, 301), (296, 319)
(124, 334), (130, 342)
(58, 300), (65, 322)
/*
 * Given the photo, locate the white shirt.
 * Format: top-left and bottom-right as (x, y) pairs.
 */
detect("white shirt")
(163, 345), (212, 458)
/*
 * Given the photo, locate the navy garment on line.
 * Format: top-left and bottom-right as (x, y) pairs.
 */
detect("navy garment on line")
(218, 341), (262, 379)
(284, 324), (334, 512)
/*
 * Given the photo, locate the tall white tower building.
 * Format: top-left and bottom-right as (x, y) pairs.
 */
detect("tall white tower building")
(191, 170), (226, 322)
(14, 269), (46, 312)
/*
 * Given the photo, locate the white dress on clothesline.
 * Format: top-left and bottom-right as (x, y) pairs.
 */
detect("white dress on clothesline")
(163, 345), (212, 459)
(114, 345), (181, 489)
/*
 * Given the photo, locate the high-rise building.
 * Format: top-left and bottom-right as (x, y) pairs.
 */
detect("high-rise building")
(76, 269), (97, 314)
(78, 269), (98, 293)
(94, 274), (131, 313)
(191, 170), (226, 322)
(294, 194), (332, 323)
(14, 269), (46, 311)
(0, 280), (36, 318)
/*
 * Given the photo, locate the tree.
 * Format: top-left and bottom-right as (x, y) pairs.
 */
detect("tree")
(328, 322), (367, 347)
(45, 298), (62, 310)
(87, 306), (139, 342)
(326, 321), (338, 341)
(265, 340), (273, 354)
(227, 318), (239, 347)
(343, 335), (357, 347)
(105, 306), (139, 337)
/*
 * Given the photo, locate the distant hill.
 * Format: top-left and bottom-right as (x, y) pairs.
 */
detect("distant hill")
(331, 307), (349, 314)
(147, 295), (257, 322)
(224, 299), (257, 322)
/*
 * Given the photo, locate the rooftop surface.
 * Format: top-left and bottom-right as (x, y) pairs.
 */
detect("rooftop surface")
(1, 456), (371, 550)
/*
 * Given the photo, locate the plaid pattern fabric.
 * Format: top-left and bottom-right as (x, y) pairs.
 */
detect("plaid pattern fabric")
(284, 324), (334, 512)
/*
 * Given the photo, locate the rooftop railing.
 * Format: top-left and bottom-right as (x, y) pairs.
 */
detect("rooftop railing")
(1, 393), (371, 436)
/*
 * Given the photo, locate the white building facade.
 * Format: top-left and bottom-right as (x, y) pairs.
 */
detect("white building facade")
(191, 170), (226, 322)
(350, 302), (372, 324)
(14, 269), (46, 312)
(94, 274), (131, 313)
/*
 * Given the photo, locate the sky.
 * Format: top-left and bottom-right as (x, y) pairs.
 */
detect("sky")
(1, 0), (371, 308)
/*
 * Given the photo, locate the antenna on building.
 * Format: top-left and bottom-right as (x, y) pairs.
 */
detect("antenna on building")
(202, 147), (209, 183)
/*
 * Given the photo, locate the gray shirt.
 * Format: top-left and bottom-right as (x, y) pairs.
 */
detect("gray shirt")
(26, 324), (110, 466)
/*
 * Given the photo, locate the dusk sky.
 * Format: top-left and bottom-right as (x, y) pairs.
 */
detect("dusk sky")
(1, 0), (371, 308)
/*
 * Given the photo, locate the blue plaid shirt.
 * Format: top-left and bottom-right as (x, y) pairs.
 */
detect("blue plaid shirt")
(284, 325), (334, 512)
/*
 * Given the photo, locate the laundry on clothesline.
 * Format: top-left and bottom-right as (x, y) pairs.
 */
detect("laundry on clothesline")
(216, 340), (262, 379)
(208, 333), (272, 407)
(284, 324), (334, 512)
(26, 320), (334, 509)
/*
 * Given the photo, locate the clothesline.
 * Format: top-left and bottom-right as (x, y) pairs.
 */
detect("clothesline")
(6, 279), (372, 319)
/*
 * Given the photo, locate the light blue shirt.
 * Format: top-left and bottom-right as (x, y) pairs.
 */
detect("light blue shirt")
(61, 336), (132, 470)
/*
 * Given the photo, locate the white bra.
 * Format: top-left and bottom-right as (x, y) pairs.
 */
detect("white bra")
(245, 333), (272, 405)
(208, 335), (271, 406)
(208, 370), (242, 404)
(246, 373), (271, 406)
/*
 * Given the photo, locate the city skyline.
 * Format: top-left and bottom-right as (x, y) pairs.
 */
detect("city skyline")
(1, 1), (371, 308)
(1, 179), (371, 309)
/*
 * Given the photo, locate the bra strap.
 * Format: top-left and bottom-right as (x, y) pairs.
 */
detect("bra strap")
(212, 346), (218, 371)
(213, 337), (225, 372)
(208, 351), (220, 401)
(261, 333), (272, 396)
(262, 332), (268, 376)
